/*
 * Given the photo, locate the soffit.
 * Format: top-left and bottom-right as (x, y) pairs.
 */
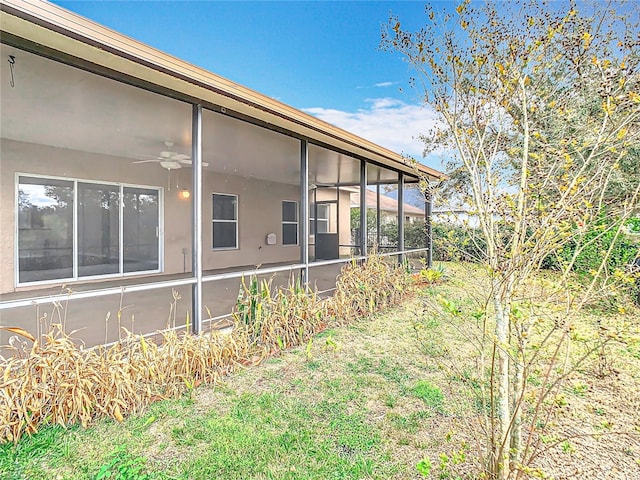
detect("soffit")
(1, 43), (369, 187)
(0, 42), (304, 185)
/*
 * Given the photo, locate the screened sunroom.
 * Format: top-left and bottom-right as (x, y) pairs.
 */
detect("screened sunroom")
(0, 0), (443, 349)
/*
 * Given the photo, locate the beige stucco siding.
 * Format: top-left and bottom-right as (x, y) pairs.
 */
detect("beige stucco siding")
(0, 139), (301, 294)
(201, 172), (300, 271)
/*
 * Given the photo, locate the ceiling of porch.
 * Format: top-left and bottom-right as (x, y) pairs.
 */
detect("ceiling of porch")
(1, 44), (405, 187)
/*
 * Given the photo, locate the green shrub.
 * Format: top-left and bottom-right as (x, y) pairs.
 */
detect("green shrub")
(432, 223), (486, 263)
(404, 221), (427, 249)
(544, 218), (638, 275)
(542, 217), (639, 305)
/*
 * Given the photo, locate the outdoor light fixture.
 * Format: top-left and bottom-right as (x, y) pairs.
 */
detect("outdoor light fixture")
(179, 189), (191, 200)
(8, 55), (16, 87)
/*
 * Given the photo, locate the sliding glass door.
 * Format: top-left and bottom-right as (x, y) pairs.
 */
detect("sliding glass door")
(17, 177), (74, 283)
(78, 182), (120, 277)
(123, 187), (159, 273)
(17, 176), (161, 284)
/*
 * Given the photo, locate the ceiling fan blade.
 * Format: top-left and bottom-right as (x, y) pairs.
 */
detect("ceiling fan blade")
(132, 159), (161, 164)
(177, 159), (209, 167)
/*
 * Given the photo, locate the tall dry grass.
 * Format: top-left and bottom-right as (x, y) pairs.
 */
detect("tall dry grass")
(234, 277), (327, 353)
(330, 255), (413, 323)
(0, 325), (248, 443)
(0, 254), (415, 443)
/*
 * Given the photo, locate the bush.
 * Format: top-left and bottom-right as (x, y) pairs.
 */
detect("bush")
(0, 255), (415, 443)
(542, 219), (640, 305)
(233, 277), (326, 352)
(404, 221), (427, 249)
(374, 219), (487, 262)
(543, 221), (639, 275)
(0, 324), (248, 443)
(432, 223), (486, 263)
(329, 253), (413, 323)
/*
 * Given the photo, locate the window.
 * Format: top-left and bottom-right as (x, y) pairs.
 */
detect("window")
(212, 193), (238, 249)
(310, 203), (329, 235)
(282, 200), (298, 246)
(17, 175), (160, 284)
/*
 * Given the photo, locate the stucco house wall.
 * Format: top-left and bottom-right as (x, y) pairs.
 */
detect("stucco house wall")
(1, 139), (301, 294)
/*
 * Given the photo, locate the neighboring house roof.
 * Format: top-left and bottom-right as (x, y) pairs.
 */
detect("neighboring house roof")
(0, 0), (445, 182)
(351, 190), (425, 217)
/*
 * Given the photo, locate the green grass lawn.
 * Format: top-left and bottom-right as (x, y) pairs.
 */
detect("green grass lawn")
(1, 263), (638, 479)
(0, 299), (457, 480)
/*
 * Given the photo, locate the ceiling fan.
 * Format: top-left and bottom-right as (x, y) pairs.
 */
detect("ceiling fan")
(133, 141), (208, 168)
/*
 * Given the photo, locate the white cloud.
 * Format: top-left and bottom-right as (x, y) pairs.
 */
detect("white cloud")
(303, 97), (441, 161)
(374, 81), (397, 88)
(356, 81), (398, 89)
(367, 97), (404, 109)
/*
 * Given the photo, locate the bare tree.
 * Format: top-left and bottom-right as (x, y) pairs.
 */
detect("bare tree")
(383, 1), (640, 478)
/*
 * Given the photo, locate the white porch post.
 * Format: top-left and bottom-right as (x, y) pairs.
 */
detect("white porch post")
(191, 104), (203, 334)
(398, 172), (404, 264)
(359, 160), (367, 257)
(425, 189), (433, 268)
(300, 140), (309, 284)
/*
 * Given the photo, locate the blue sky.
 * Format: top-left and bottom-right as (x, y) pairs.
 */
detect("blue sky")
(52, 1), (448, 169)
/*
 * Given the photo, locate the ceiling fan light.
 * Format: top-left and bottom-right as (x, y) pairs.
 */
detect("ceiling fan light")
(179, 189), (191, 200)
(160, 160), (181, 170)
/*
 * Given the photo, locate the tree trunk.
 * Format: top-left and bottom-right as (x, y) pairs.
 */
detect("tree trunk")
(493, 287), (511, 480)
(511, 343), (525, 472)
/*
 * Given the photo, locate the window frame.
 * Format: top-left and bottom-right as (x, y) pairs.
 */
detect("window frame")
(281, 200), (299, 246)
(122, 185), (162, 274)
(310, 202), (330, 235)
(212, 192), (239, 250)
(15, 173), (163, 287)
